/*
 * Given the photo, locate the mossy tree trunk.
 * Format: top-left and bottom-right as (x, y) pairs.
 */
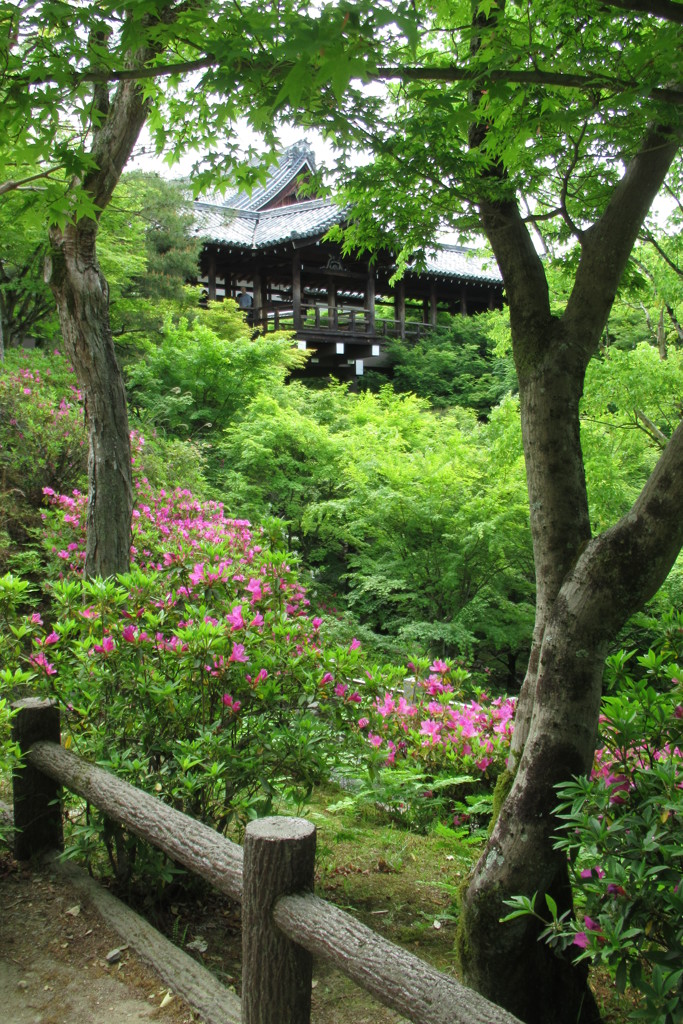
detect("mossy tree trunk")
(44, 63), (154, 578)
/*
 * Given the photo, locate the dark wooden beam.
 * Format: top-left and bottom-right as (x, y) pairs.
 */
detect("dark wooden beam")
(365, 264), (376, 334)
(429, 282), (438, 327)
(395, 280), (406, 341)
(292, 252), (302, 330)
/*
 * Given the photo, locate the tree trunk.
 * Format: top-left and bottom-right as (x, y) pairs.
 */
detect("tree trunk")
(458, 117), (682, 1022)
(39, 40), (158, 576)
(459, 419), (683, 1023)
(45, 220), (133, 577)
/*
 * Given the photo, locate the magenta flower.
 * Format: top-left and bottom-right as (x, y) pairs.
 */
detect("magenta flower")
(29, 652), (57, 676)
(429, 659), (450, 674)
(226, 605), (245, 631)
(334, 682), (348, 698)
(573, 932), (589, 949)
(228, 642), (248, 664)
(358, 717), (369, 729)
(92, 635), (116, 655)
(349, 638), (361, 650)
(320, 672), (334, 686)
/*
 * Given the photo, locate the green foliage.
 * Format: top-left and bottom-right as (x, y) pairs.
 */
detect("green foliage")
(0, 187), (59, 350)
(221, 380), (534, 670)
(125, 306), (307, 457)
(386, 310), (517, 415)
(0, 348), (87, 568)
(97, 172), (202, 351)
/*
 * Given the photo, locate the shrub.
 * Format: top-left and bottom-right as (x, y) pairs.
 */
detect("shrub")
(0, 470), (374, 880)
(504, 666), (683, 1024)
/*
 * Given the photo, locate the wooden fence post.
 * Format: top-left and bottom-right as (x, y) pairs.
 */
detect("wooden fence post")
(11, 698), (63, 860)
(242, 817), (316, 1024)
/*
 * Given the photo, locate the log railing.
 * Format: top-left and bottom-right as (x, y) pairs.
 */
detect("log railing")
(11, 698), (521, 1024)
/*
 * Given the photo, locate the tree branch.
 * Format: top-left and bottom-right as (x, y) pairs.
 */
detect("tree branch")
(563, 123), (682, 354)
(642, 230), (683, 278)
(374, 66), (683, 105)
(599, 0), (683, 25)
(0, 165), (62, 196)
(634, 408), (669, 447)
(14, 56), (683, 106)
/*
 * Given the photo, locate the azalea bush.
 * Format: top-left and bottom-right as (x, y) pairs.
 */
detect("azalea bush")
(0, 470), (374, 876)
(331, 657), (516, 833)
(504, 664), (683, 1024)
(0, 348), (87, 569)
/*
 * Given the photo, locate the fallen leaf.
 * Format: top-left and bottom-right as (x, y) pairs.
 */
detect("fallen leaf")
(160, 991), (174, 1008)
(65, 905), (80, 917)
(186, 937), (208, 953)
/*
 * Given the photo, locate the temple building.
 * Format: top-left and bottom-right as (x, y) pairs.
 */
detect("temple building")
(194, 141), (503, 379)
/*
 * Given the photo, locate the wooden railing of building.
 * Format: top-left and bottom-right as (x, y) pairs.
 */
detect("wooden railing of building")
(11, 698), (521, 1024)
(253, 303), (435, 343)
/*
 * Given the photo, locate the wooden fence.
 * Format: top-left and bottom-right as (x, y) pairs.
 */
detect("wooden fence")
(11, 698), (521, 1024)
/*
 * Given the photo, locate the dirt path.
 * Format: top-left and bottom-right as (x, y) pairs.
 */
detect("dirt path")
(0, 855), (199, 1024)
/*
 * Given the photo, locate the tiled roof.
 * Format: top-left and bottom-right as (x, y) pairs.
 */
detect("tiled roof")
(220, 141), (317, 211)
(194, 198), (342, 249)
(422, 246), (502, 283)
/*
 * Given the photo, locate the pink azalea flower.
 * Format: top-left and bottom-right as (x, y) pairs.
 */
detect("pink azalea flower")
(228, 642), (248, 664)
(334, 682), (349, 698)
(320, 672), (334, 686)
(573, 932), (589, 949)
(222, 694), (242, 713)
(29, 652), (57, 676)
(358, 718), (369, 729)
(349, 638), (361, 650)
(226, 606), (245, 631)
(429, 659), (450, 674)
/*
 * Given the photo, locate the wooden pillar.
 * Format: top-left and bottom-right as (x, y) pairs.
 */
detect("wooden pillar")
(365, 263), (375, 334)
(242, 817), (316, 1024)
(207, 250), (217, 301)
(394, 280), (406, 341)
(460, 283), (468, 316)
(12, 698), (63, 860)
(429, 282), (438, 326)
(259, 274), (268, 332)
(327, 279), (337, 330)
(252, 269), (262, 329)
(292, 252), (302, 330)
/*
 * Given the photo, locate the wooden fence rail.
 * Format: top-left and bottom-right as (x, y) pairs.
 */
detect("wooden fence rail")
(11, 698), (521, 1024)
